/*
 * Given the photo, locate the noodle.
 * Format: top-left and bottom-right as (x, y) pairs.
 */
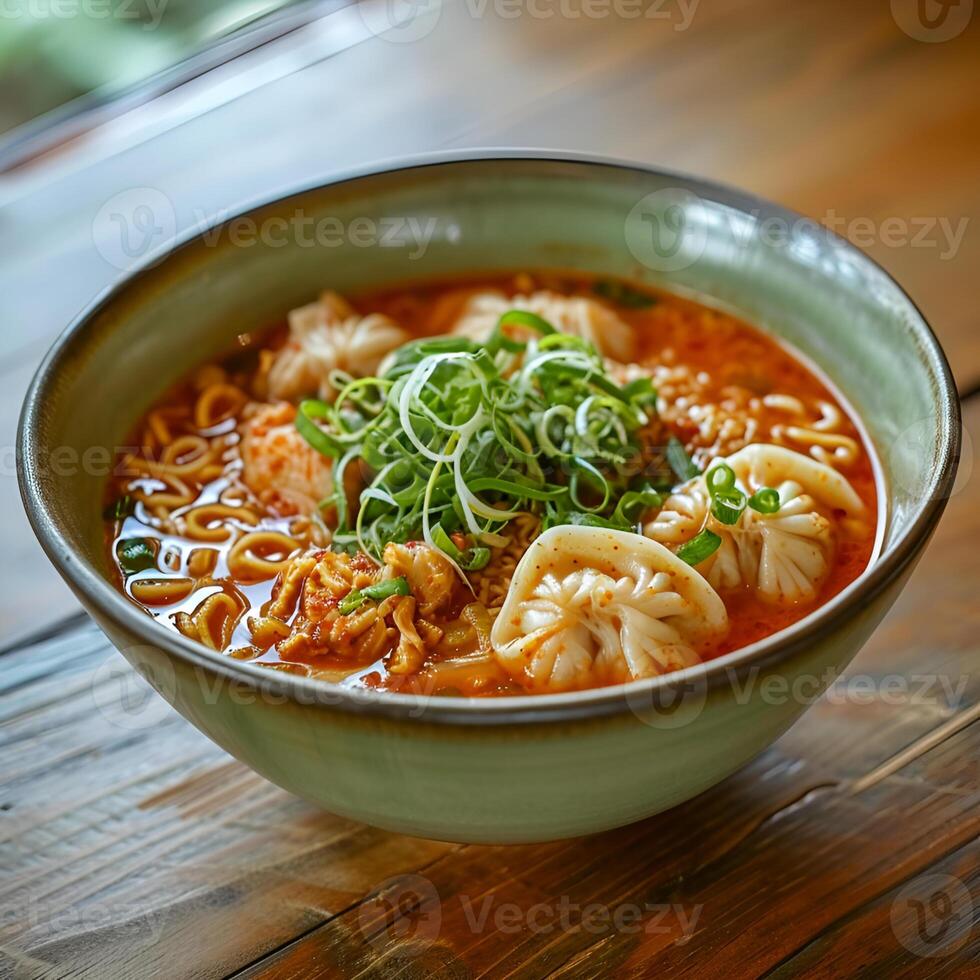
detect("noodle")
(183, 503), (259, 542)
(104, 272), (878, 697)
(227, 531), (299, 581)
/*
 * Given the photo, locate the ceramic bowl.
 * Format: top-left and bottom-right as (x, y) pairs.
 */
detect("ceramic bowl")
(19, 153), (960, 843)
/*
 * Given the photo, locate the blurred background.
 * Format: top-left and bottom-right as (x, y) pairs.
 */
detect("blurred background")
(1, 0), (978, 640)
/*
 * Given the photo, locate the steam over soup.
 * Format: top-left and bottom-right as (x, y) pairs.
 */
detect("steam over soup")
(105, 272), (878, 696)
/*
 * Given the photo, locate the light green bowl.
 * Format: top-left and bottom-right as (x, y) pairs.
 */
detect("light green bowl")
(19, 154), (959, 843)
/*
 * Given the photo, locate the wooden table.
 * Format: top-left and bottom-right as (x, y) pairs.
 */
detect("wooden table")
(2, 2), (978, 976)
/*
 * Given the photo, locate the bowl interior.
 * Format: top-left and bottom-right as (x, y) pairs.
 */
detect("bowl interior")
(22, 157), (956, 679)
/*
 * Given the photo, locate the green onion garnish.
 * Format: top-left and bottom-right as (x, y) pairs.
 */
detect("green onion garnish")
(748, 487), (781, 514)
(705, 462), (747, 525)
(592, 280), (657, 309)
(610, 486), (664, 527)
(706, 463), (737, 494)
(676, 529), (722, 566)
(711, 491), (746, 525)
(117, 537), (157, 575)
(488, 310), (557, 354)
(666, 436), (700, 483)
(104, 495), (135, 521)
(431, 523), (493, 571)
(297, 320), (661, 563)
(296, 400), (346, 460)
(339, 576), (411, 615)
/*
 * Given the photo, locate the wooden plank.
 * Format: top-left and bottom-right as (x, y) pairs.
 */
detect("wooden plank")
(1, 396), (976, 977)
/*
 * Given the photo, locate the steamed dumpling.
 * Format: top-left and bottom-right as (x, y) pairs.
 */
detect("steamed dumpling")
(490, 526), (728, 693)
(452, 290), (635, 362)
(646, 444), (868, 604)
(268, 291), (408, 401)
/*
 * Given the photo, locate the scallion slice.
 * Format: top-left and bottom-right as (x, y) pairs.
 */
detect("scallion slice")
(666, 436), (700, 483)
(117, 537), (157, 575)
(706, 462), (747, 525)
(676, 529), (722, 566)
(748, 487), (781, 514)
(338, 576), (411, 615)
(296, 400), (345, 459)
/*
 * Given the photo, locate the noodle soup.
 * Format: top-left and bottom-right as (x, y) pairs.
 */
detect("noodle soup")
(105, 272), (878, 696)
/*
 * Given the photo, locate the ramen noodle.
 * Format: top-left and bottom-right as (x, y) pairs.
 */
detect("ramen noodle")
(105, 272), (878, 696)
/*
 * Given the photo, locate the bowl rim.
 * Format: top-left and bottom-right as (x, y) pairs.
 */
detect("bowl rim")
(18, 149), (962, 726)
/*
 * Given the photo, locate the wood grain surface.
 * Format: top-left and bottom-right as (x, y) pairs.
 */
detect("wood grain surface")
(2, 1), (979, 975)
(2, 400), (977, 979)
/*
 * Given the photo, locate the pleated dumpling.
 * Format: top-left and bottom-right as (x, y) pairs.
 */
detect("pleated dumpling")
(646, 444), (869, 604)
(268, 291), (408, 401)
(490, 526), (728, 693)
(452, 290), (635, 362)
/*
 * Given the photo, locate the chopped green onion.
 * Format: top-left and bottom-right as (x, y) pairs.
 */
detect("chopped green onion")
(104, 495), (134, 521)
(748, 487), (781, 514)
(431, 522), (493, 571)
(611, 487), (664, 527)
(666, 436), (700, 483)
(459, 547), (491, 571)
(621, 377), (658, 413)
(339, 576), (411, 615)
(117, 537), (157, 575)
(592, 280), (658, 309)
(711, 491), (746, 525)
(676, 529), (722, 566)
(489, 310), (557, 353)
(296, 400), (346, 459)
(706, 463), (737, 494)
(295, 325), (662, 563)
(705, 462), (747, 525)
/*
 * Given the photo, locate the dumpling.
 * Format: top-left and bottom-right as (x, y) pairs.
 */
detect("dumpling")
(452, 290), (635, 362)
(240, 403), (333, 516)
(490, 526), (728, 693)
(645, 444), (869, 604)
(268, 290), (408, 401)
